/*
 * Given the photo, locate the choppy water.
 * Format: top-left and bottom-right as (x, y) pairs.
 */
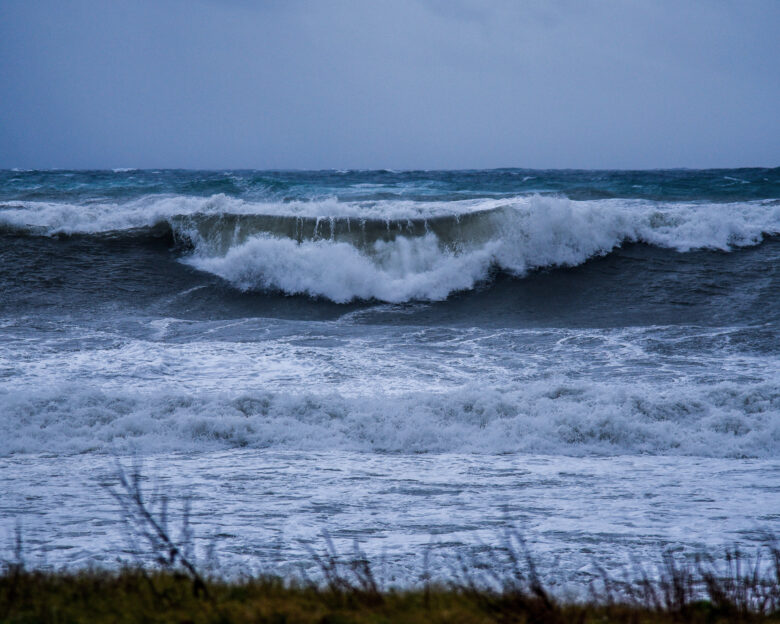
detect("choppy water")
(1, 168), (778, 584)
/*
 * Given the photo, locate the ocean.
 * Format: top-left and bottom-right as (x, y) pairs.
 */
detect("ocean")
(1, 168), (778, 587)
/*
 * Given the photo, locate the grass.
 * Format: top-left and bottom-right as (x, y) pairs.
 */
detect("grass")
(2, 565), (780, 623)
(1, 463), (778, 623)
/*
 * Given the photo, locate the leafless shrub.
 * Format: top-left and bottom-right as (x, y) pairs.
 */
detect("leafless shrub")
(303, 531), (384, 606)
(102, 460), (208, 597)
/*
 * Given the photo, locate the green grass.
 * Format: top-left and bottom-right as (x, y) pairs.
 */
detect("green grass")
(2, 566), (780, 623)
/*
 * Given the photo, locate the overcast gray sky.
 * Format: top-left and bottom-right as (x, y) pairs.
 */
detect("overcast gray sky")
(1, 0), (778, 169)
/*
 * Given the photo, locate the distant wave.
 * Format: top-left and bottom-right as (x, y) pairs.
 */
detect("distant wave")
(1, 376), (777, 457)
(1, 194), (779, 302)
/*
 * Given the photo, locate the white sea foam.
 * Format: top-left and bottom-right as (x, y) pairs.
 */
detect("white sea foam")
(185, 234), (498, 302)
(1, 377), (778, 457)
(3, 448), (776, 582)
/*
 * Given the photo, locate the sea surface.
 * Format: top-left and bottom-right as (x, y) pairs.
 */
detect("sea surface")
(1, 168), (779, 587)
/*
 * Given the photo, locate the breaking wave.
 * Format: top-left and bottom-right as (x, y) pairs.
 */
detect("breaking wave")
(2, 194), (779, 302)
(1, 378), (778, 457)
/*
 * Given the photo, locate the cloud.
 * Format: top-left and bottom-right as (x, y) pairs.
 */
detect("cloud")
(0, 0), (777, 169)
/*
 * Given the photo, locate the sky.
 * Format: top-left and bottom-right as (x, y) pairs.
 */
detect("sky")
(0, 0), (778, 170)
